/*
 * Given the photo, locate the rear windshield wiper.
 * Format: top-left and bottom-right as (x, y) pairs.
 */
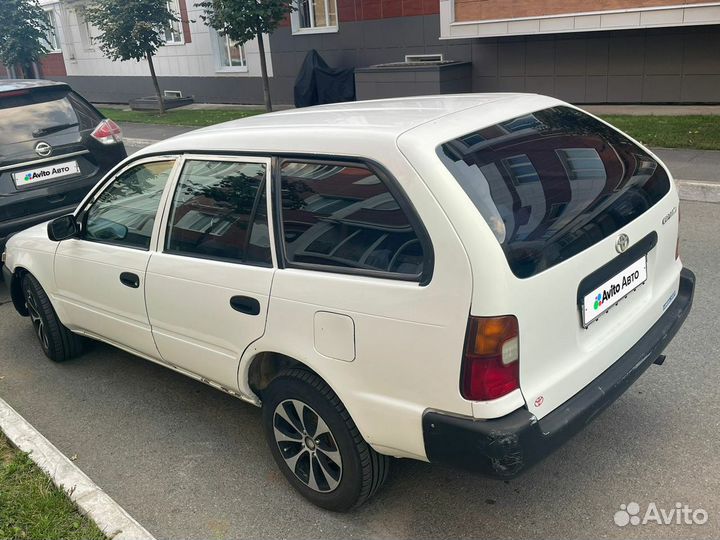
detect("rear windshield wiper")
(32, 122), (79, 137)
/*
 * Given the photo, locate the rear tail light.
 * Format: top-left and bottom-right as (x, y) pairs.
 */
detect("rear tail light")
(91, 118), (123, 145)
(460, 315), (519, 401)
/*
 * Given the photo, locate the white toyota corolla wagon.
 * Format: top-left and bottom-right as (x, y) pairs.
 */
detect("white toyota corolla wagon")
(2, 95), (695, 511)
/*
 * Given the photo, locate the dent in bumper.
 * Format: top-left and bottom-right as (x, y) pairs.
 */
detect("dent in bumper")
(423, 268), (696, 478)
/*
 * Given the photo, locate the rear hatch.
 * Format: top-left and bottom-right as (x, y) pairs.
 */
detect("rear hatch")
(0, 85), (121, 231)
(435, 105), (680, 419)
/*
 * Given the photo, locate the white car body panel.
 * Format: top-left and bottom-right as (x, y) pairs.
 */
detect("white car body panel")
(2, 94), (685, 462)
(397, 96), (683, 419)
(54, 239), (159, 359)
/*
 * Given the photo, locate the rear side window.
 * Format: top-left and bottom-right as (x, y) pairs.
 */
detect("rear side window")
(279, 160), (426, 279)
(166, 159), (272, 266)
(438, 106), (670, 278)
(0, 87), (98, 144)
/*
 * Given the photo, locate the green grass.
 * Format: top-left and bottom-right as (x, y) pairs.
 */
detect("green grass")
(601, 115), (720, 150)
(0, 434), (106, 540)
(99, 106), (720, 150)
(98, 107), (266, 127)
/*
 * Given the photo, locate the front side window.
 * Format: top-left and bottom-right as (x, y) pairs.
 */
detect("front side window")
(279, 160), (425, 279)
(165, 160), (271, 266)
(84, 160), (175, 249)
(214, 32), (246, 69)
(164, 0), (183, 44)
(296, 0), (337, 31)
(438, 106), (671, 278)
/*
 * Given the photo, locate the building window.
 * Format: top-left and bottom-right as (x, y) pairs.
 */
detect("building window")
(214, 32), (246, 70)
(291, 0), (338, 34)
(503, 155), (540, 185)
(77, 8), (100, 50)
(44, 10), (61, 52)
(556, 148), (607, 182)
(164, 0), (183, 44)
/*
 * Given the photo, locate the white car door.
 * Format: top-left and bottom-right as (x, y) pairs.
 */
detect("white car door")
(144, 156), (275, 391)
(53, 157), (179, 359)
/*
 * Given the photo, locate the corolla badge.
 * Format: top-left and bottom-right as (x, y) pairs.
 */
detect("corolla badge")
(35, 142), (52, 157)
(615, 233), (630, 253)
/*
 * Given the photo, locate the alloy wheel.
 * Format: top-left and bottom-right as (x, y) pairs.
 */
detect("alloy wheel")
(272, 399), (343, 493)
(26, 290), (48, 350)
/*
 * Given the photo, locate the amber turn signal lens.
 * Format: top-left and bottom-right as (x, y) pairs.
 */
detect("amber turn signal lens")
(461, 315), (520, 401)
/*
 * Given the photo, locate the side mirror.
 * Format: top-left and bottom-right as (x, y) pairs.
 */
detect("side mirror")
(47, 215), (79, 242)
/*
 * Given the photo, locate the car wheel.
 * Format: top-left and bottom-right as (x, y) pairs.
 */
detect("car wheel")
(263, 368), (390, 511)
(22, 273), (83, 362)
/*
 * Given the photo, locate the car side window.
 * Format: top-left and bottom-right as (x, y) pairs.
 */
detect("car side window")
(165, 159), (271, 266)
(83, 160), (175, 250)
(279, 160), (425, 278)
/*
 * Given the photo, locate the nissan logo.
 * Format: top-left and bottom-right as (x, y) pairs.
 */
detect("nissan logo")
(35, 142), (52, 157)
(615, 233), (630, 253)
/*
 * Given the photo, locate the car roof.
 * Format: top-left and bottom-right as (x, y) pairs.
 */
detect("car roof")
(0, 79), (69, 93)
(138, 93), (563, 158)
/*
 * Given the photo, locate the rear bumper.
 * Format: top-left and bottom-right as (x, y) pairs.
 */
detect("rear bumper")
(423, 267), (696, 478)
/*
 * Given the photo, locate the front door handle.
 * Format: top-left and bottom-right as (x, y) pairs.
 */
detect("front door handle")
(119, 272), (140, 289)
(230, 295), (260, 316)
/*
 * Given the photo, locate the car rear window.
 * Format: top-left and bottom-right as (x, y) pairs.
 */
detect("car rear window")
(0, 87), (98, 145)
(437, 106), (671, 278)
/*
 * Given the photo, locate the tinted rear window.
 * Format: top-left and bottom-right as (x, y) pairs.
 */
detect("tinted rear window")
(438, 106), (670, 278)
(0, 87), (98, 145)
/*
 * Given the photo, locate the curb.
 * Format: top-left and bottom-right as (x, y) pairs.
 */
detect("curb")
(0, 397), (155, 540)
(123, 137), (161, 147)
(676, 179), (720, 204)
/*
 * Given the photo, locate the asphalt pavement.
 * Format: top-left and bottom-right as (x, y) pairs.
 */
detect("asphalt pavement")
(0, 200), (718, 539)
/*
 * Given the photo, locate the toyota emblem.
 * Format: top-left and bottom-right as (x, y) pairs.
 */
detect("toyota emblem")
(35, 142), (52, 157)
(615, 233), (630, 253)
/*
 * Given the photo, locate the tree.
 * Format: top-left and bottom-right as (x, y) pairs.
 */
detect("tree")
(0, 0), (51, 78)
(196, 0), (293, 112)
(85, 0), (179, 113)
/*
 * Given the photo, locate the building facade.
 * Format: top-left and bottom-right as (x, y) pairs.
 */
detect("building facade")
(23, 0), (720, 105)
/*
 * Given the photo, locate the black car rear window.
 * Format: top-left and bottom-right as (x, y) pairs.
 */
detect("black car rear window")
(0, 87), (98, 145)
(437, 106), (670, 278)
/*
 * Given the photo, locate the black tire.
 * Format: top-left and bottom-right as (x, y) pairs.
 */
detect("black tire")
(262, 368), (390, 511)
(21, 273), (83, 362)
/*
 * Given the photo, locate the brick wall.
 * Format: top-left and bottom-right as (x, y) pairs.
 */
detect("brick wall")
(281, 0), (439, 25)
(455, 0), (718, 22)
(39, 53), (67, 77)
(339, 0), (439, 20)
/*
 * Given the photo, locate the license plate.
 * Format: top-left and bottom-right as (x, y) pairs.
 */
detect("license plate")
(13, 160), (81, 187)
(582, 256), (647, 327)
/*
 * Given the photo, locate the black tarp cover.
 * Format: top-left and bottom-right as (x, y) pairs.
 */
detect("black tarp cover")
(294, 50), (355, 108)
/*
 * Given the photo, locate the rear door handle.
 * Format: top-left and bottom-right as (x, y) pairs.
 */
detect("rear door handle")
(230, 295), (260, 316)
(119, 272), (140, 289)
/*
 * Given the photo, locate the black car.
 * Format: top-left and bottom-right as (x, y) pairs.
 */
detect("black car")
(0, 79), (126, 251)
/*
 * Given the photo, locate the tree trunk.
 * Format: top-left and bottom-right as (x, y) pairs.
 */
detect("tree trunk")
(146, 50), (165, 114)
(257, 33), (272, 112)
